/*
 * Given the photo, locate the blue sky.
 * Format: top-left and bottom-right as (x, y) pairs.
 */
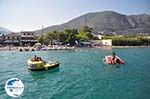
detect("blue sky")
(0, 0), (149, 32)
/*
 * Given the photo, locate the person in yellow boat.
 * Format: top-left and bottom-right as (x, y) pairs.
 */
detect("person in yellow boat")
(31, 55), (37, 61)
(31, 55), (43, 61)
(37, 57), (43, 61)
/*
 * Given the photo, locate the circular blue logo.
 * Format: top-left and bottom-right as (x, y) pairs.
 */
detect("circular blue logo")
(5, 78), (24, 97)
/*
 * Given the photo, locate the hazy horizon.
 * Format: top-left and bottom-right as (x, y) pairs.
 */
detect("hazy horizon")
(0, 0), (149, 32)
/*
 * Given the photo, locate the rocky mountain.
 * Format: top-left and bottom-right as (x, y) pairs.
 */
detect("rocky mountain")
(0, 26), (12, 34)
(35, 11), (150, 34)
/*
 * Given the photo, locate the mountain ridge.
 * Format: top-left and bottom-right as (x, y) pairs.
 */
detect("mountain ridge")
(35, 11), (150, 35)
(0, 26), (12, 34)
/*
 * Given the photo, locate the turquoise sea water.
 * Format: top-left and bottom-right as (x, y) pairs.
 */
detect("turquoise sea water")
(0, 48), (150, 99)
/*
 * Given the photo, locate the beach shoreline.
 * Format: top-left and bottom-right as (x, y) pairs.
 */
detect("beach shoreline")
(112, 46), (150, 48)
(0, 45), (150, 51)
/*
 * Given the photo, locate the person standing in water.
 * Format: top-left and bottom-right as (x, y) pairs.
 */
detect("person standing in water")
(111, 52), (116, 64)
(112, 52), (116, 60)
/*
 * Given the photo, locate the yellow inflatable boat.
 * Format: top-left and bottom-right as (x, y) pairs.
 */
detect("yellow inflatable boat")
(27, 59), (59, 71)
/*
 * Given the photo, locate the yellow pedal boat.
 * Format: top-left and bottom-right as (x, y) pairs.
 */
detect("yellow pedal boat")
(27, 59), (59, 71)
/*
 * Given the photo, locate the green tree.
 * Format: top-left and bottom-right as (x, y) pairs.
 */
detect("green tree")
(64, 29), (78, 45)
(79, 25), (92, 33)
(77, 25), (93, 41)
(37, 36), (45, 44)
(44, 31), (56, 45)
(77, 32), (92, 41)
(55, 31), (67, 43)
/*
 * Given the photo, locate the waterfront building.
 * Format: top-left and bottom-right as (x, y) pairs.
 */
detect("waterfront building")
(91, 40), (102, 46)
(101, 39), (112, 46)
(4, 33), (21, 46)
(20, 31), (37, 46)
(97, 34), (104, 40)
(91, 39), (112, 46)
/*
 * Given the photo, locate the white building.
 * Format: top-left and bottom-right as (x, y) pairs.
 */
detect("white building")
(101, 39), (112, 46)
(97, 34), (104, 40)
(91, 33), (104, 40)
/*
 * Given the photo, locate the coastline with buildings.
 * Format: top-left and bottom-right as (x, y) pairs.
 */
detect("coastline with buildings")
(0, 28), (114, 51)
(0, 11), (150, 51)
(0, 30), (150, 51)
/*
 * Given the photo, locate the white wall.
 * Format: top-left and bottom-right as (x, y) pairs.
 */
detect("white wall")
(101, 39), (112, 46)
(98, 35), (104, 40)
